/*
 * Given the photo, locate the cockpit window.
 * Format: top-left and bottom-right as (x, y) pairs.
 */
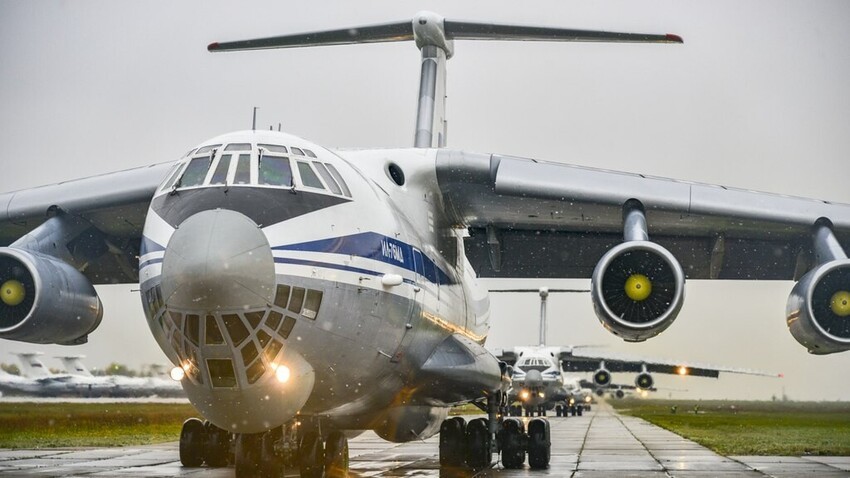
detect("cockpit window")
(234, 154), (251, 184)
(297, 161), (325, 189)
(291, 147), (304, 156)
(195, 144), (221, 155)
(179, 156), (212, 188)
(210, 155), (231, 185)
(224, 143), (251, 151)
(259, 155), (293, 186)
(304, 149), (317, 158)
(324, 163), (351, 197)
(160, 163), (185, 191)
(207, 358), (237, 388)
(259, 144), (288, 154)
(313, 162), (342, 195)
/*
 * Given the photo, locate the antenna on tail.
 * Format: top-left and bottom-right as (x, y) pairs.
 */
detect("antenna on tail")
(209, 12), (682, 149)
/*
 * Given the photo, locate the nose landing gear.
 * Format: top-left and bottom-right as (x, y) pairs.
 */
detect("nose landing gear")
(178, 416), (350, 478)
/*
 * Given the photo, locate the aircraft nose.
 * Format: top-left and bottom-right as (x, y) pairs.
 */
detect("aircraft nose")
(160, 209), (275, 310)
(525, 369), (543, 386)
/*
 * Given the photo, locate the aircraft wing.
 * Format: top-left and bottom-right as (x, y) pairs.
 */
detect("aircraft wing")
(435, 150), (850, 279)
(561, 349), (780, 378)
(0, 162), (175, 283)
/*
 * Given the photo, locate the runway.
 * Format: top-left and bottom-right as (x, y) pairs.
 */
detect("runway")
(1, 404), (848, 477)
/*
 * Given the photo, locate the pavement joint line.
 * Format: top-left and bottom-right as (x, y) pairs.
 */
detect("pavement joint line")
(571, 406), (598, 477)
(611, 407), (678, 478)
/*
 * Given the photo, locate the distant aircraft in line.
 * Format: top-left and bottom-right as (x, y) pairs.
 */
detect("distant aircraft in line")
(494, 288), (780, 416)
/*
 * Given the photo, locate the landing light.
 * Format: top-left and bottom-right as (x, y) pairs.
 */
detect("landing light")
(677, 366), (689, 376)
(539, 392), (545, 398)
(584, 396), (592, 403)
(569, 398), (575, 405)
(169, 366), (185, 381)
(520, 390), (530, 400)
(275, 364), (291, 383)
(640, 390), (649, 398)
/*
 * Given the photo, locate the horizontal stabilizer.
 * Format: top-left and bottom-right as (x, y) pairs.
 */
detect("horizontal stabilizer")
(209, 11), (682, 53)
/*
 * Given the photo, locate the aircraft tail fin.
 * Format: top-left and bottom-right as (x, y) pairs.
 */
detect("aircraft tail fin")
(208, 12), (681, 149)
(12, 352), (51, 378)
(56, 355), (92, 377)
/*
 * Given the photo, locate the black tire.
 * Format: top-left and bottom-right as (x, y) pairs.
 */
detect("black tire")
(439, 416), (466, 467)
(299, 431), (325, 478)
(577, 406), (584, 416)
(235, 432), (263, 478)
(325, 431), (349, 478)
(527, 419), (551, 470)
(498, 419), (525, 469)
(571, 406), (577, 417)
(465, 417), (491, 470)
(204, 422), (231, 468)
(179, 418), (206, 467)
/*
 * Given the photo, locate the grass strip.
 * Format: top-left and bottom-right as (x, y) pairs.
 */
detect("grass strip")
(612, 399), (850, 456)
(0, 402), (198, 448)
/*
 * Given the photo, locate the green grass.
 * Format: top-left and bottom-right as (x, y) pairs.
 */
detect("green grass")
(0, 402), (198, 448)
(611, 399), (850, 456)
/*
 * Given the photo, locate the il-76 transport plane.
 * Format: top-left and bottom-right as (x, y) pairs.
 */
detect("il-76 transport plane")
(0, 11), (849, 477)
(495, 288), (780, 417)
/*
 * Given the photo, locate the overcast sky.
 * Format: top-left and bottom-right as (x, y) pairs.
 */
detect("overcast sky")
(1, 1), (849, 401)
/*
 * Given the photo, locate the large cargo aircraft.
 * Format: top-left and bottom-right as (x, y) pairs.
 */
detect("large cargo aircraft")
(0, 11), (848, 477)
(494, 288), (780, 417)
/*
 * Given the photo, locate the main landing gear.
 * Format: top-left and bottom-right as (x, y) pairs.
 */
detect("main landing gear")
(438, 393), (551, 472)
(178, 417), (349, 478)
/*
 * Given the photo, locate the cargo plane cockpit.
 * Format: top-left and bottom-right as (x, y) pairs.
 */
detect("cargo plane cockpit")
(1, 11), (849, 478)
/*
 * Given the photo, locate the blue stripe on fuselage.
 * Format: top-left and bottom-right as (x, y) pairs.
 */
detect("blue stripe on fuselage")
(273, 232), (453, 285)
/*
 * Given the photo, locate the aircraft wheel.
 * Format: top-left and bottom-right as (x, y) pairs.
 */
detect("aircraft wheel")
(577, 406), (584, 417)
(325, 431), (349, 478)
(299, 431), (326, 478)
(554, 405), (561, 417)
(465, 417), (491, 470)
(540, 406), (546, 417)
(570, 406), (577, 417)
(527, 418), (551, 470)
(203, 421), (231, 467)
(235, 432), (263, 478)
(439, 416), (466, 467)
(499, 418), (526, 469)
(179, 418), (206, 467)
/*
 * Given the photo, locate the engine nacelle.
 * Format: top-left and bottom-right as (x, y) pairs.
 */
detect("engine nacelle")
(591, 241), (685, 342)
(635, 372), (654, 390)
(0, 247), (103, 345)
(786, 259), (850, 355)
(592, 368), (611, 387)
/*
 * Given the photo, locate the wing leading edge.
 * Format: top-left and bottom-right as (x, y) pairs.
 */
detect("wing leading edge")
(435, 150), (850, 280)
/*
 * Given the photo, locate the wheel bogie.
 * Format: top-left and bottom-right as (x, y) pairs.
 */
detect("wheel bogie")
(325, 430), (349, 478)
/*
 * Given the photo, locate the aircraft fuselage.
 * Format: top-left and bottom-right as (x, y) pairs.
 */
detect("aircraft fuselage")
(138, 130), (492, 439)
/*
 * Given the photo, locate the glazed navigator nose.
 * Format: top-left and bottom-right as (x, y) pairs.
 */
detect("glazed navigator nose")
(160, 209), (275, 310)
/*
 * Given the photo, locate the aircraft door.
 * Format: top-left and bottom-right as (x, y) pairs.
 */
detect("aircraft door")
(390, 248), (424, 363)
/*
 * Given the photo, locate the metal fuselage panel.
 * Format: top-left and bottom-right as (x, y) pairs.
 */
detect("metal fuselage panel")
(138, 131), (491, 435)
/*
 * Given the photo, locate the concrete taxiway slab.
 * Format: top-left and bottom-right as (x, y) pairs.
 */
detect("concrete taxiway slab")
(1, 404), (848, 477)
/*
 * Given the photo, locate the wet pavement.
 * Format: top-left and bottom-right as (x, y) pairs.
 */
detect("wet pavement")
(1, 404), (848, 477)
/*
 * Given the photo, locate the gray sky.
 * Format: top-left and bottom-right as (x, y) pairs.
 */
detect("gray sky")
(1, 1), (849, 401)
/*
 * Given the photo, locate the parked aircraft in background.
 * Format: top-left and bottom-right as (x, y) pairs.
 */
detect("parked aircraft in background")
(494, 288), (780, 417)
(0, 352), (184, 398)
(0, 11), (847, 477)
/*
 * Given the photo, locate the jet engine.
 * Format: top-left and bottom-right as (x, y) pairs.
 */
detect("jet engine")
(591, 240), (685, 342)
(635, 372), (654, 390)
(592, 367), (611, 387)
(0, 247), (103, 345)
(786, 258), (850, 354)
